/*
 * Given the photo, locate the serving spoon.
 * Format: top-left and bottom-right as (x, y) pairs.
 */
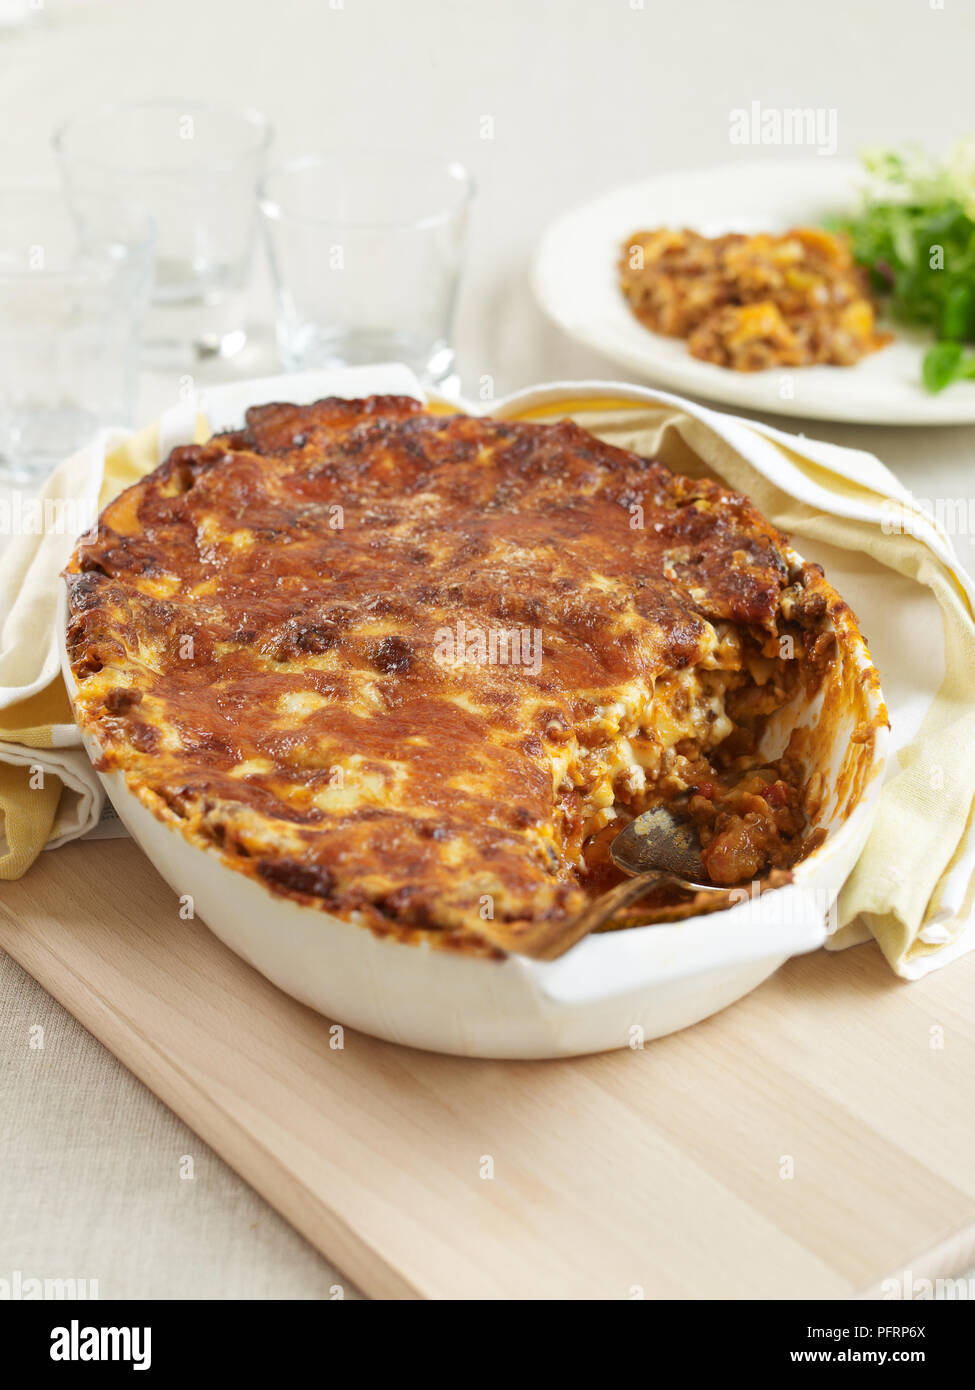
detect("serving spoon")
(526, 804), (729, 962)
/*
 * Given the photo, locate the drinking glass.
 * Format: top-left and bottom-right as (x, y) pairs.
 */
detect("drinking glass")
(259, 152), (473, 385)
(0, 187), (155, 482)
(54, 101), (271, 366)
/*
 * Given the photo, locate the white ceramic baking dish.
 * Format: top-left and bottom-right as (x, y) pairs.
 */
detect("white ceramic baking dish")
(58, 376), (888, 1058)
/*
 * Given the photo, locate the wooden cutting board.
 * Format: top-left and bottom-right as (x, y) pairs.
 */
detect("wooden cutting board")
(2, 837), (974, 1300)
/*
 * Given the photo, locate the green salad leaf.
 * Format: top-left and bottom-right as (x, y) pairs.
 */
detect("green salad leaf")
(921, 340), (975, 392)
(829, 138), (975, 391)
(922, 341), (963, 392)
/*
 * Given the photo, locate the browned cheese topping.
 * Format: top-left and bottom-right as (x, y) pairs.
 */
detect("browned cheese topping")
(65, 397), (840, 955)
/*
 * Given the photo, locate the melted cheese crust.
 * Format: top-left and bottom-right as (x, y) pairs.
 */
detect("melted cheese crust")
(65, 396), (818, 954)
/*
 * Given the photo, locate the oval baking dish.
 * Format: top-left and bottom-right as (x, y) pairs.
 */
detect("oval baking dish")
(56, 383), (888, 1058)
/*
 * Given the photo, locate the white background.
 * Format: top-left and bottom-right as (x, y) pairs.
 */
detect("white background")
(2, 0), (974, 1298)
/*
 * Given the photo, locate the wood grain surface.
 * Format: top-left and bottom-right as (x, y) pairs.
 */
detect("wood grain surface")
(2, 838), (973, 1300)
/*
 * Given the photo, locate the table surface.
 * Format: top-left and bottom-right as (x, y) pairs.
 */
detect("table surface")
(5, 838), (975, 1302)
(2, 0), (974, 1300)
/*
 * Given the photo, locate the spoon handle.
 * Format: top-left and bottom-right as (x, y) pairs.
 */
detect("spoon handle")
(528, 870), (724, 962)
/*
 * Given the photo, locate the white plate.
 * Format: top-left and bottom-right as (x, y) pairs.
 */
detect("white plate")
(532, 159), (975, 425)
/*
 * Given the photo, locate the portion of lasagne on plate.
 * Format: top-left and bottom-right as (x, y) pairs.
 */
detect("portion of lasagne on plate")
(65, 395), (846, 957)
(619, 227), (891, 372)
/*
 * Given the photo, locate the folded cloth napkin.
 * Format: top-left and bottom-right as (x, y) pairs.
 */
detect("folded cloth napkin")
(1, 426), (141, 875)
(1, 369), (973, 981)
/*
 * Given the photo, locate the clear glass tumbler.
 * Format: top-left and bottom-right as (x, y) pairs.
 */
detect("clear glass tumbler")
(259, 152), (473, 385)
(54, 101), (271, 366)
(0, 187), (154, 482)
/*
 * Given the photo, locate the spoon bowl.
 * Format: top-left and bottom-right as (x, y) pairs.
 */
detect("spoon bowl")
(528, 803), (729, 961)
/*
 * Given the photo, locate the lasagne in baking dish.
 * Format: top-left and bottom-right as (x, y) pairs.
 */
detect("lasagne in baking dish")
(65, 396), (848, 957)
